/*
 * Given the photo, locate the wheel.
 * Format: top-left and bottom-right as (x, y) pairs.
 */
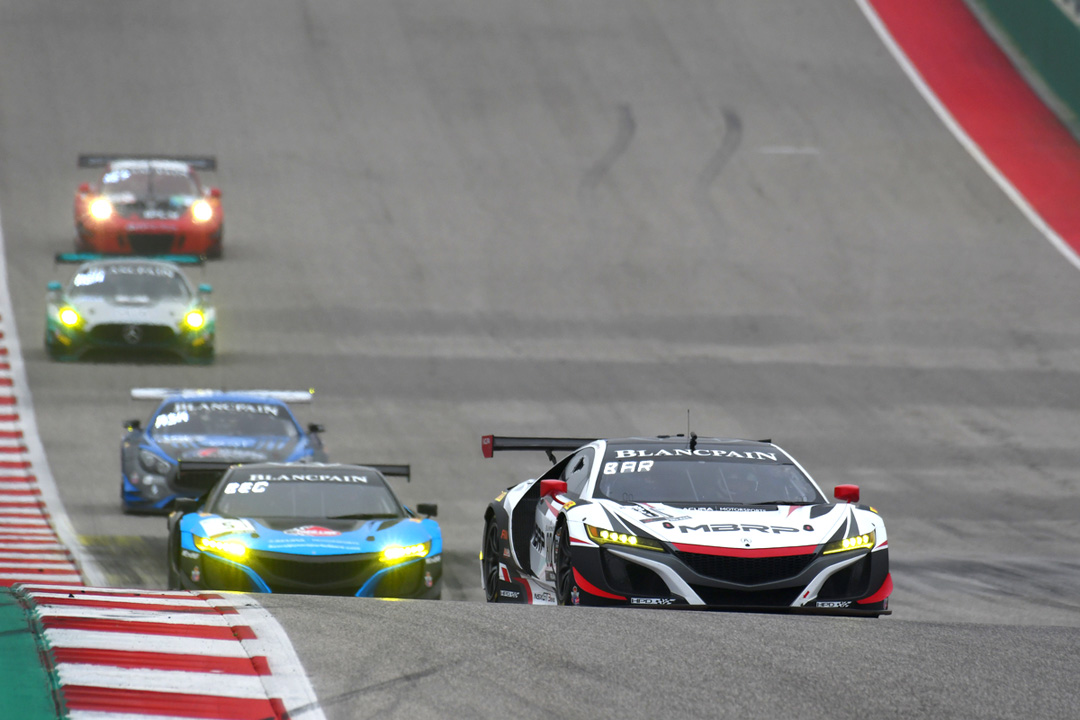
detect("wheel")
(482, 518), (501, 603)
(553, 522), (575, 605)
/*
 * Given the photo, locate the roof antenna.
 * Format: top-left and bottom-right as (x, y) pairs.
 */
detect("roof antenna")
(687, 410), (697, 450)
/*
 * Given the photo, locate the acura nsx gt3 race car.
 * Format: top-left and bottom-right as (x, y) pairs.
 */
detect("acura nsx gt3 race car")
(166, 461), (442, 598)
(46, 255), (214, 363)
(121, 389), (327, 513)
(481, 435), (891, 615)
(74, 155), (224, 258)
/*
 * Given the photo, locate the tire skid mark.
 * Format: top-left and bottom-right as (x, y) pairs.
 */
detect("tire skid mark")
(579, 103), (636, 196)
(695, 107), (743, 199)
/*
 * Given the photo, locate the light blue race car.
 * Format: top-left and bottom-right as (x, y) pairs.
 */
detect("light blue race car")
(166, 461), (442, 599)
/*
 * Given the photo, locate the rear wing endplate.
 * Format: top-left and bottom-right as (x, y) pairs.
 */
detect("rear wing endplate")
(131, 388), (314, 403)
(79, 154), (217, 170)
(482, 435), (596, 463)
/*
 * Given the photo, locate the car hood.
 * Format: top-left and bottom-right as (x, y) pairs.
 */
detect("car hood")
(594, 501), (866, 551)
(151, 435), (300, 463)
(66, 296), (193, 327)
(184, 514), (441, 556)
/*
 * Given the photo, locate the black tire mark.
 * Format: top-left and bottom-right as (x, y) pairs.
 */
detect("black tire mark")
(579, 103), (636, 195)
(695, 108), (743, 197)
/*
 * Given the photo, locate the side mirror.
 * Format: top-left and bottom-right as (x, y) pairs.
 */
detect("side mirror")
(198, 283), (212, 295)
(834, 484), (860, 504)
(416, 503), (438, 517)
(540, 479), (568, 499)
(125, 419), (142, 431)
(209, 187), (222, 199)
(308, 423), (325, 434)
(47, 281), (62, 300)
(78, 182), (91, 194)
(172, 497), (202, 516)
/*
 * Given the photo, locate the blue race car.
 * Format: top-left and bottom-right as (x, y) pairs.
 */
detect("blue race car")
(122, 388), (327, 513)
(165, 462), (442, 598)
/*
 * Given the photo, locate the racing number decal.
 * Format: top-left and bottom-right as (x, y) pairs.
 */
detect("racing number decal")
(604, 460), (654, 474)
(223, 481), (268, 494)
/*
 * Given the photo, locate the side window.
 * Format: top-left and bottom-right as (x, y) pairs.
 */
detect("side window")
(562, 448), (594, 497)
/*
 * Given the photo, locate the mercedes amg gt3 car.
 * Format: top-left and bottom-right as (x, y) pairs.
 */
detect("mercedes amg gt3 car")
(166, 461), (442, 598)
(46, 255), (214, 363)
(74, 154), (224, 258)
(480, 435), (891, 615)
(121, 389), (327, 513)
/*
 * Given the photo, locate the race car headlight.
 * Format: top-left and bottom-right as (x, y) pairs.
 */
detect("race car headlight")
(193, 535), (248, 560)
(381, 541), (431, 563)
(191, 199), (214, 223)
(58, 307), (82, 328)
(183, 310), (206, 330)
(822, 529), (876, 555)
(89, 197), (114, 220)
(138, 449), (171, 475)
(585, 524), (665, 552)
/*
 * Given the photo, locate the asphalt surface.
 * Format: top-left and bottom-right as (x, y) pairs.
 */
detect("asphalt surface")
(2, 0), (1080, 718)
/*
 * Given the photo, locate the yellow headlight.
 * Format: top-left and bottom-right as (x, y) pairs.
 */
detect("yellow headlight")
(822, 529), (876, 555)
(191, 199), (213, 223)
(381, 542), (430, 563)
(585, 524), (665, 551)
(58, 307), (81, 327)
(193, 535), (247, 559)
(184, 310), (206, 330)
(89, 197), (113, 220)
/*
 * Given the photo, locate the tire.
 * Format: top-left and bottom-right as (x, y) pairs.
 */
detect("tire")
(166, 527), (182, 590)
(553, 522), (575, 605)
(482, 518), (501, 603)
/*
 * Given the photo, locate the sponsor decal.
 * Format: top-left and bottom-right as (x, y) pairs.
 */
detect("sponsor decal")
(500, 529), (508, 540)
(142, 209), (182, 220)
(173, 402), (281, 416)
(200, 517), (255, 537)
(562, 500), (576, 511)
(284, 525), (340, 537)
(425, 554), (442, 565)
(816, 601), (851, 609)
(122, 325), (143, 345)
(640, 515), (691, 524)
(191, 566), (201, 582)
(678, 523), (802, 534)
(223, 481), (269, 495)
(531, 527), (545, 553)
(533, 591), (555, 603)
(613, 448), (778, 461)
(630, 597), (676, 606)
(495, 491), (507, 502)
(181, 549), (199, 560)
(424, 572), (434, 588)
(247, 473), (368, 483)
(500, 589), (520, 599)
(502, 548), (510, 558)
(571, 586), (580, 605)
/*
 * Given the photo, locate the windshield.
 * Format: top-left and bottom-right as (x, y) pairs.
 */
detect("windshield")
(101, 167), (199, 201)
(149, 401), (300, 439)
(594, 456), (822, 505)
(207, 472), (401, 518)
(68, 264), (190, 301)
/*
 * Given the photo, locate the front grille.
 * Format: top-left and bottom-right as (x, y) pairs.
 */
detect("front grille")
(90, 324), (175, 345)
(675, 551), (816, 585)
(127, 232), (175, 254)
(245, 550), (381, 594)
(692, 584), (802, 607)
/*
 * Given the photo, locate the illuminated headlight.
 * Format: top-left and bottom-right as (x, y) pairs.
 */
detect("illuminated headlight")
(183, 310), (206, 330)
(585, 524), (665, 552)
(58, 307), (81, 328)
(138, 449), (171, 475)
(823, 529), (876, 555)
(193, 535), (248, 560)
(191, 199), (214, 223)
(381, 541), (431, 563)
(89, 197), (114, 220)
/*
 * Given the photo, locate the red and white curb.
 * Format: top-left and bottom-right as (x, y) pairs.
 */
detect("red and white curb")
(1, 214), (324, 718)
(18, 583), (324, 719)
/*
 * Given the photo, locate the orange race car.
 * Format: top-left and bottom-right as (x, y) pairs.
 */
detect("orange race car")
(74, 155), (224, 258)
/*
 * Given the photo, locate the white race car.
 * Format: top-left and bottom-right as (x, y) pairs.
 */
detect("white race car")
(480, 434), (891, 616)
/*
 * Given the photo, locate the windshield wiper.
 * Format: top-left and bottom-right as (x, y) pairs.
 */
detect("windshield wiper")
(325, 512), (399, 520)
(747, 500), (815, 506)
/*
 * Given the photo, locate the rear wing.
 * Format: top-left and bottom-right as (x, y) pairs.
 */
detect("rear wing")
(131, 388), (314, 403)
(55, 252), (205, 265)
(365, 464), (411, 482)
(482, 435), (596, 463)
(176, 460), (234, 498)
(79, 154), (217, 171)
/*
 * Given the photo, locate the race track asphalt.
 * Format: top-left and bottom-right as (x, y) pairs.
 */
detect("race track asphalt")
(1, 1), (1079, 717)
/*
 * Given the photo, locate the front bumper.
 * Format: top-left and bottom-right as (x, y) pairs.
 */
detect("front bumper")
(76, 217), (222, 255)
(47, 319), (214, 363)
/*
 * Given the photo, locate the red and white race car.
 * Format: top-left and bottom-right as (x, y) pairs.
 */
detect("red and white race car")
(480, 434), (891, 615)
(74, 155), (224, 258)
